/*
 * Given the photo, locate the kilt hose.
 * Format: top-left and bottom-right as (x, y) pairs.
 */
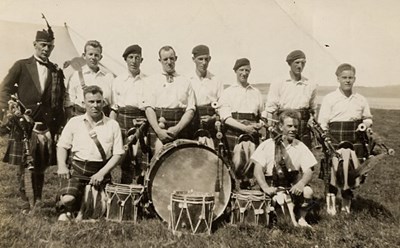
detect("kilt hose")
(148, 108), (195, 153)
(278, 108), (312, 148)
(58, 159), (110, 213)
(116, 106), (148, 184)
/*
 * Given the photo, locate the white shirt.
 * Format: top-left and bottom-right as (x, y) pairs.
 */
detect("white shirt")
(34, 55), (48, 93)
(111, 71), (147, 108)
(218, 83), (264, 121)
(251, 138), (317, 176)
(143, 72), (196, 111)
(318, 88), (373, 130)
(57, 113), (124, 162)
(187, 71), (224, 105)
(66, 65), (114, 107)
(265, 75), (317, 113)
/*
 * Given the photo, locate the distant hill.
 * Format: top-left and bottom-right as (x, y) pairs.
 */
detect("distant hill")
(224, 83), (400, 99)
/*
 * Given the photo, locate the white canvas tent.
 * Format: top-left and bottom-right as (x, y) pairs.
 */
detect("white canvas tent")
(0, 20), (118, 81)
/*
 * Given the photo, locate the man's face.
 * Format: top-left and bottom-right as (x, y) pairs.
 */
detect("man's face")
(159, 49), (177, 74)
(290, 58), (306, 77)
(84, 92), (104, 119)
(337, 70), (356, 92)
(235, 65), (251, 84)
(280, 117), (299, 143)
(33, 41), (54, 61)
(83, 45), (102, 71)
(193, 55), (211, 75)
(125, 53), (143, 75)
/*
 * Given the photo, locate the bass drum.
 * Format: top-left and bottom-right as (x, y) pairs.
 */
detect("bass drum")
(146, 139), (232, 222)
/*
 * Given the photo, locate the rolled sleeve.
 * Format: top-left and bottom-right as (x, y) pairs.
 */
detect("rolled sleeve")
(57, 119), (74, 150)
(112, 121), (124, 155)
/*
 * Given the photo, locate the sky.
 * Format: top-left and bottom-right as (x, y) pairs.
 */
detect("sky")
(0, 0), (399, 87)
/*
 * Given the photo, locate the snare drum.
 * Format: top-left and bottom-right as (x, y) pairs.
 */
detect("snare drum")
(145, 139), (232, 222)
(105, 183), (144, 222)
(169, 191), (214, 235)
(231, 190), (271, 226)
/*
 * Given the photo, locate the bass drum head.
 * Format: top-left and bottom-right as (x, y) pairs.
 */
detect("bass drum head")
(147, 139), (231, 222)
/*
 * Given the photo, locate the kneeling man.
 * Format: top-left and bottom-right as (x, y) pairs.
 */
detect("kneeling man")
(251, 110), (316, 227)
(57, 85), (124, 220)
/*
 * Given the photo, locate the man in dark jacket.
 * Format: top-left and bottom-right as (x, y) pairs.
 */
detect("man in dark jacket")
(0, 20), (66, 212)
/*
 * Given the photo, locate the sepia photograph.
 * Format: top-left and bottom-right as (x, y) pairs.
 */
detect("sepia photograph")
(0, 0), (399, 247)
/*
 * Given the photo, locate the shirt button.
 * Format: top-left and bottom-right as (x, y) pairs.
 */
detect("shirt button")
(37, 102), (42, 106)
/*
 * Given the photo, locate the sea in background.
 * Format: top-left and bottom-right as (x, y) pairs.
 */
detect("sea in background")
(245, 83), (400, 110)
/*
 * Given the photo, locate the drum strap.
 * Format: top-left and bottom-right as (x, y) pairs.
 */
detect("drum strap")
(78, 70), (86, 90)
(83, 119), (107, 162)
(273, 138), (296, 187)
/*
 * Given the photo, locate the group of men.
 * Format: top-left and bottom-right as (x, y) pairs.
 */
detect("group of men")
(0, 23), (373, 227)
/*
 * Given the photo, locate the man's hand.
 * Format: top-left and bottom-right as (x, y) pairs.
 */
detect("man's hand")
(290, 181), (305, 196)
(57, 166), (70, 179)
(263, 186), (277, 196)
(243, 125), (258, 136)
(157, 129), (174, 144)
(167, 125), (180, 139)
(90, 172), (106, 186)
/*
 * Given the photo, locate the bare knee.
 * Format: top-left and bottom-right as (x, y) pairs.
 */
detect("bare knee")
(60, 195), (76, 206)
(303, 186), (313, 199)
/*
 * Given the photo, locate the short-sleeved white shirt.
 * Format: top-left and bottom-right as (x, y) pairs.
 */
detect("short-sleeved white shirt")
(57, 114), (124, 162)
(143, 72), (196, 111)
(111, 71), (147, 108)
(218, 83), (264, 121)
(187, 71), (224, 106)
(250, 138), (317, 176)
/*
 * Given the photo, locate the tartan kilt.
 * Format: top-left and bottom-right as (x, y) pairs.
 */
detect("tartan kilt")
(116, 106), (146, 136)
(148, 108), (194, 151)
(328, 120), (366, 160)
(192, 104), (217, 140)
(224, 113), (260, 157)
(3, 127), (24, 165)
(59, 160), (110, 212)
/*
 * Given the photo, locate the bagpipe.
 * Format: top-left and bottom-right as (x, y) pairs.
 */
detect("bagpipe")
(309, 118), (395, 190)
(2, 95), (35, 170)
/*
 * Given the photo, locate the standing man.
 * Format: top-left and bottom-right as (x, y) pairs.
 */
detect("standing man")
(0, 20), (66, 210)
(57, 85), (124, 221)
(318, 63), (372, 214)
(110, 44), (148, 184)
(218, 58), (264, 180)
(188, 45), (224, 148)
(251, 110), (316, 227)
(144, 46), (196, 152)
(264, 50), (317, 148)
(65, 40), (114, 118)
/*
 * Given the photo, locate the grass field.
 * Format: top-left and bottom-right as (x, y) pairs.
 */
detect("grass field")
(0, 109), (399, 248)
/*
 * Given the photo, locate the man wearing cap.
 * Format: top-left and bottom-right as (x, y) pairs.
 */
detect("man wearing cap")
(188, 45), (224, 148)
(0, 21), (66, 211)
(65, 40), (114, 118)
(264, 50), (317, 148)
(318, 63), (372, 214)
(110, 44), (148, 184)
(218, 58), (264, 182)
(143, 45), (196, 153)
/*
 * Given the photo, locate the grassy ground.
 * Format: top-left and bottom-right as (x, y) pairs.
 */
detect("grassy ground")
(0, 109), (399, 248)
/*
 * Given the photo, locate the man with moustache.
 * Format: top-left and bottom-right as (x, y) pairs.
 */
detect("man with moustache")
(264, 50), (317, 148)
(110, 44), (148, 184)
(65, 40), (114, 118)
(318, 63), (372, 214)
(218, 58), (264, 181)
(188, 45), (224, 148)
(57, 85), (124, 221)
(0, 21), (66, 211)
(144, 46), (196, 153)
(251, 110), (316, 227)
